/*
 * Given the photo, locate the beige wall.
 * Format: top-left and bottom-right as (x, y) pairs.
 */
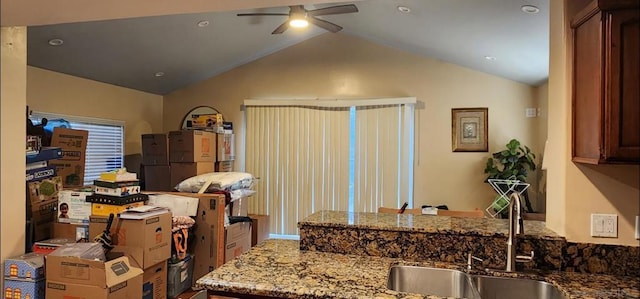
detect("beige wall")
(545, 0), (640, 246)
(27, 67), (164, 155)
(533, 82), (549, 212)
(164, 33), (541, 212)
(1, 26), (27, 289)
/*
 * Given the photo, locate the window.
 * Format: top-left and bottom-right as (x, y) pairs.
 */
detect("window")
(245, 98), (415, 237)
(29, 112), (124, 186)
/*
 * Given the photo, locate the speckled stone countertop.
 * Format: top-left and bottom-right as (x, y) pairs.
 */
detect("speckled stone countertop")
(195, 239), (639, 299)
(298, 210), (562, 240)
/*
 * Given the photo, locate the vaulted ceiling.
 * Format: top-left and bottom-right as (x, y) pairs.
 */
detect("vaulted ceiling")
(22, 0), (549, 95)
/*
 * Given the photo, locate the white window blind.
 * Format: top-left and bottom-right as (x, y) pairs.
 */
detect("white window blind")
(30, 112), (124, 186)
(245, 98), (415, 236)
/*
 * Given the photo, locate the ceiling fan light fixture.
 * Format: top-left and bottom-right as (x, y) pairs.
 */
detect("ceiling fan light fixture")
(289, 18), (309, 28)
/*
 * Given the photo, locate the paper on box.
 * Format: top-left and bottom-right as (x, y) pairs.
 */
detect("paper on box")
(147, 194), (199, 216)
(57, 190), (92, 223)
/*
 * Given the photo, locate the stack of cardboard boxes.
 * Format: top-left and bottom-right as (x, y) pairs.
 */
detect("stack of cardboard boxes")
(142, 129), (236, 192)
(26, 127), (91, 247)
(168, 130), (216, 188)
(83, 171), (170, 299)
(141, 134), (171, 191)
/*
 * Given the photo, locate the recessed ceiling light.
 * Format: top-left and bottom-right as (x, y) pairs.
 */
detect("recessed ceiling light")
(197, 20), (210, 27)
(521, 5), (540, 14)
(484, 56), (497, 61)
(154, 72), (165, 77)
(397, 6), (411, 13)
(48, 38), (64, 46)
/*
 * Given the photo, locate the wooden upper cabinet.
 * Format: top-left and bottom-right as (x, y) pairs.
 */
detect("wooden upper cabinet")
(571, 0), (639, 164)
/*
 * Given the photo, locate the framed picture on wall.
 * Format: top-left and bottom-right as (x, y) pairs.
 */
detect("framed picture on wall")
(452, 107), (488, 152)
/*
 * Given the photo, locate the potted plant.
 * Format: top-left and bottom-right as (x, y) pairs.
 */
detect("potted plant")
(483, 139), (537, 213)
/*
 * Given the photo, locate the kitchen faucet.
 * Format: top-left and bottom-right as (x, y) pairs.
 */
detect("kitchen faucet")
(506, 192), (534, 272)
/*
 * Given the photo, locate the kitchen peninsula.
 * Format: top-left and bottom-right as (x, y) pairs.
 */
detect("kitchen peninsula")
(195, 211), (640, 298)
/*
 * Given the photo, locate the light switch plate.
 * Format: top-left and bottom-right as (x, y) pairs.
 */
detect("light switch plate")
(525, 108), (537, 118)
(591, 214), (617, 238)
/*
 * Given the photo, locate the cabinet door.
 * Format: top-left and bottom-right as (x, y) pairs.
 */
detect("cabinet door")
(605, 9), (640, 162)
(572, 11), (604, 164)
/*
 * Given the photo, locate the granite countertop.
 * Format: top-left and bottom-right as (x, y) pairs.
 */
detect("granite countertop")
(195, 239), (640, 299)
(298, 210), (563, 240)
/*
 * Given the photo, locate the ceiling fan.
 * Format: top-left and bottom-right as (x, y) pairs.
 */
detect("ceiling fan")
(237, 4), (359, 34)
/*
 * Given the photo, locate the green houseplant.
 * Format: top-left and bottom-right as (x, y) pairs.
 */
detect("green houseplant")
(483, 139), (537, 213)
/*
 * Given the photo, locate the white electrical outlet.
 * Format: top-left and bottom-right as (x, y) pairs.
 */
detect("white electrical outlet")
(635, 216), (639, 240)
(590, 214), (618, 238)
(525, 108), (537, 118)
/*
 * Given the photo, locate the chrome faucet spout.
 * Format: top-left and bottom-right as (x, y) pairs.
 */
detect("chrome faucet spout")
(506, 192), (524, 272)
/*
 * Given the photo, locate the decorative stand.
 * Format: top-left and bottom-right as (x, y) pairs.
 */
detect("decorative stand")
(486, 178), (530, 218)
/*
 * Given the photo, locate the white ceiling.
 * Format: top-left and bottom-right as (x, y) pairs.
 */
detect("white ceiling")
(26, 0), (549, 95)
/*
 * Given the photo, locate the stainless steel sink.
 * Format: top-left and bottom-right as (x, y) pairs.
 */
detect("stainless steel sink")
(472, 275), (567, 299)
(386, 266), (480, 298)
(386, 266), (567, 299)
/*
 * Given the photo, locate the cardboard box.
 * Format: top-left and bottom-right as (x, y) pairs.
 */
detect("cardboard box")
(52, 222), (89, 241)
(45, 255), (143, 299)
(168, 130), (215, 163)
(4, 252), (45, 280)
(216, 134), (235, 162)
(50, 128), (88, 188)
(94, 185), (141, 197)
(26, 165), (57, 183)
(91, 202), (145, 217)
(143, 165), (172, 191)
(248, 214), (270, 247)
(189, 113), (221, 129)
(227, 197), (249, 217)
(110, 212), (172, 269)
(89, 215), (122, 242)
(224, 221), (252, 263)
(142, 261), (167, 299)
(191, 194), (226, 280)
(31, 198), (58, 241)
(28, 176), (63, 206)
(57, 190), (92, 223)
(175, 290), (207, 299)
(169, 162), (214, 188)
(214, 161), (233, 172)
(4, 278), (45, 299)
(142, 134), (169, 166)
(167, 254), (194, 299)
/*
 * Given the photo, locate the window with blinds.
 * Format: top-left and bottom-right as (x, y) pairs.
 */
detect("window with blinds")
(245, 98), (416, 237)
(29, 112), (124, 186)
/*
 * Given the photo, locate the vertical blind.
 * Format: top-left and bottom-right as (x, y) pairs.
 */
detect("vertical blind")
(245, 105), (351, 235)
(353, 104), (415, 212)
(245, 98), (415, 236)
(30, 112), (124, 186)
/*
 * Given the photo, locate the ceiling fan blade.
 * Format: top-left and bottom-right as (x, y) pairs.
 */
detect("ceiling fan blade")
(271, 21), (289, 34)
(308, 17), (343, 33)
(237, 13), (288, 16)
(307, 4), (358, 17)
